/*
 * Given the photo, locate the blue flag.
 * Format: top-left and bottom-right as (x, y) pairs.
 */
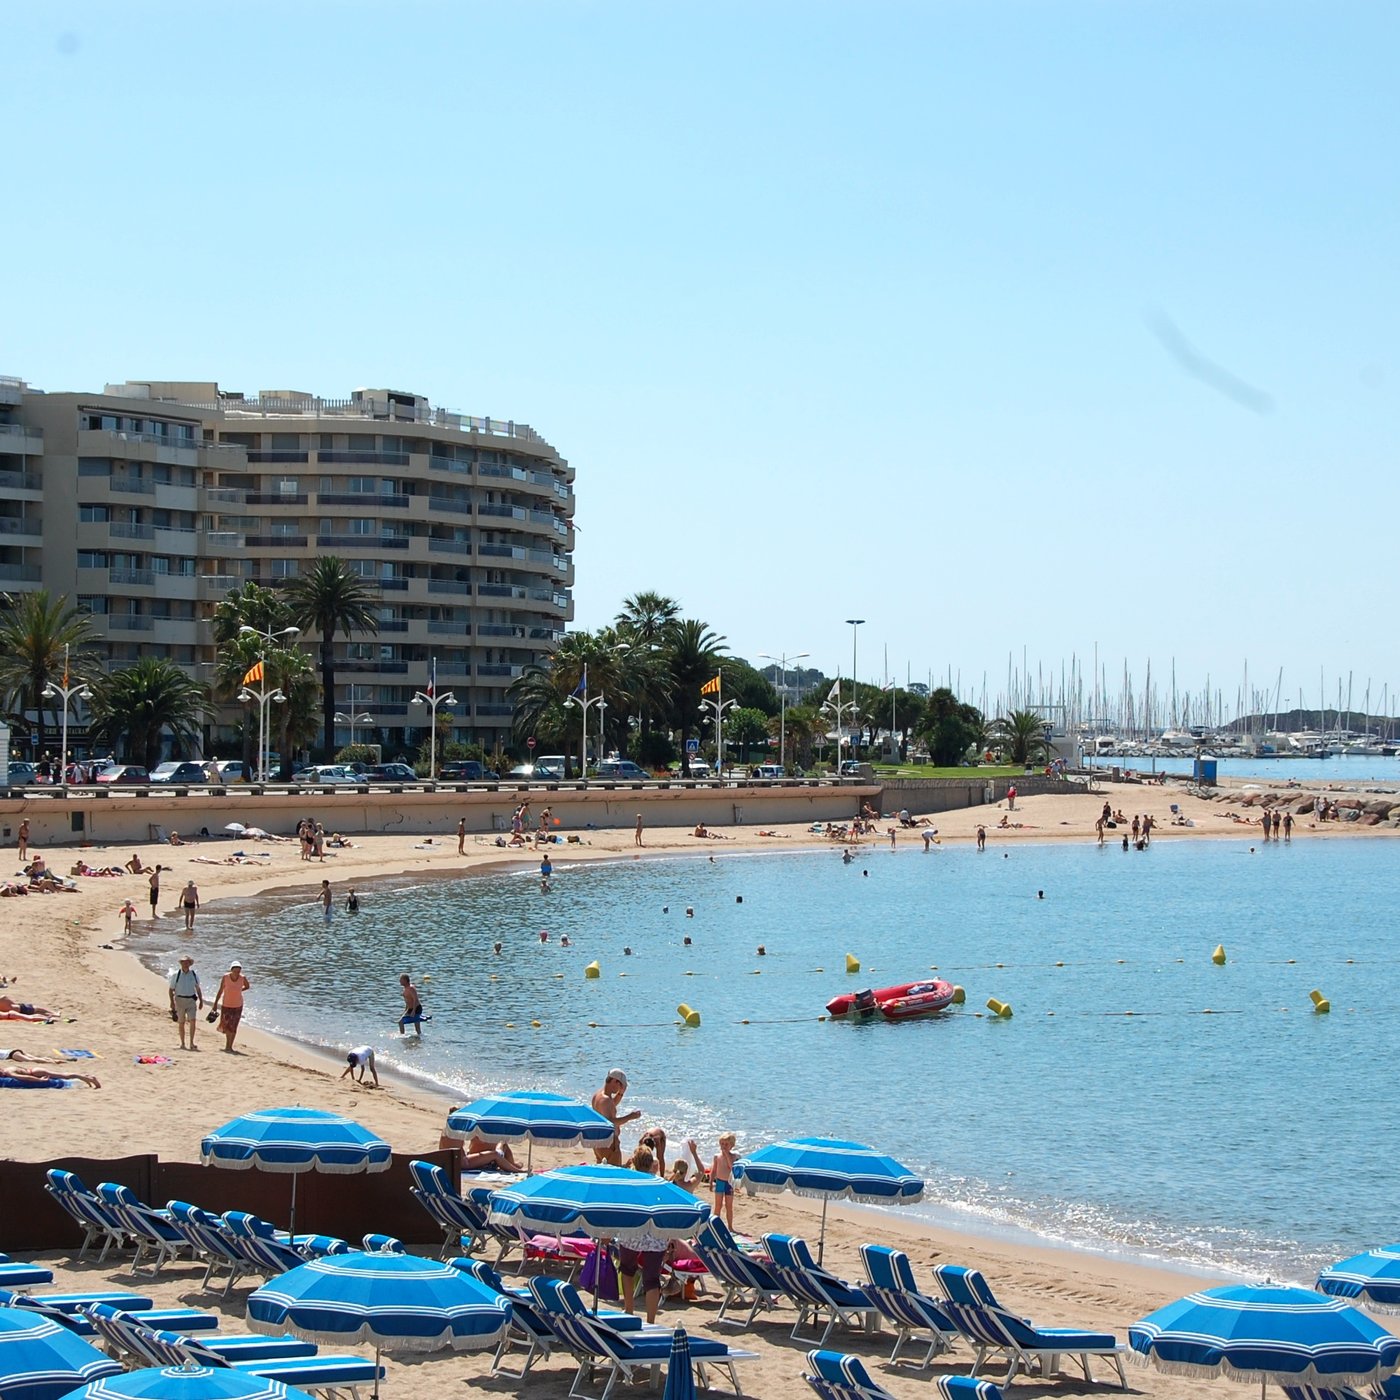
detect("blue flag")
(571, 665), (587, 698)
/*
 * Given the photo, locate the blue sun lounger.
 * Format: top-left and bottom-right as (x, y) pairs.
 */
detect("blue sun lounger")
(859, 1244), (958, 1368)
(81, 1303), (314, 1365)
(802, 1349), (899, 1400)
(44, 1169), (129, 1261)
(763, 1234), (878, 1346)
(96, 1182), (190, 1275)
(409, 1159), (490, 1258)
(692, 1216), (785, 1327)
(0, 1261), (53, 1287)
(1, 1288), (221, 1338)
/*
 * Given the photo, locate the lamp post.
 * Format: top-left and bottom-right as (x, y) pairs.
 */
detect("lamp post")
(410, 665), (457, 781)
(237, 624), (300, 781)
(333, 711), (374, 753)
(844, 619), (865, 759)
(699, 694), (738, 778)
(42, 646), (91, 783)
(821, 694), (857, 773)
(757, 649), (809, 773)
(564, 692), (608, 778)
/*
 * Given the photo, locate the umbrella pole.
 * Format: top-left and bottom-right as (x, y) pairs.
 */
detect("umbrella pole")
(818, 1198), (828, 1266)
(290, 1173), (298, 1235)
(374, 1344), (382, 1400)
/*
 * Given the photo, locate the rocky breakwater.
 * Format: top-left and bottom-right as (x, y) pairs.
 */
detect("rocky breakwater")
(1214, 788), (1400, 827)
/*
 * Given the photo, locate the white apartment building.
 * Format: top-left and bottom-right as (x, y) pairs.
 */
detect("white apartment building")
(0, 374), (574, 758)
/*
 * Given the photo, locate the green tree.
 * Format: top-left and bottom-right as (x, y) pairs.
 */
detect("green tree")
(0, 590), (100, 759)
(283, 557), (379, 759)
(663, 618), (727, 776)
(727, 706), (771, 762)
(917, 688), (984, 766)
(86, 658), (208, 770)
(769, 703), (822, 772)
(993, 708), (1055, 766)
(724, 659), (779, 716)
(614, 592), (679, 743)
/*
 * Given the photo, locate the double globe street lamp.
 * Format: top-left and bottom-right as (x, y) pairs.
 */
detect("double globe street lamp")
(42, 646), (91, 783)
(757, 648), (809, 773)
(237, 624), (300, 782)
(410, 682), (456, 782)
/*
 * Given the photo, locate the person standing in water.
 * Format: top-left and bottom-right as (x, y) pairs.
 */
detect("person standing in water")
(398, 973), (425, 1035)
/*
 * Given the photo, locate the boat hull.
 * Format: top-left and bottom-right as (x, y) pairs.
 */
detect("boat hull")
(826, 980), (955, 1022)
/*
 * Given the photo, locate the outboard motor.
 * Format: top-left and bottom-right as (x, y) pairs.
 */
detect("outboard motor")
(852, 988), (878, 1020)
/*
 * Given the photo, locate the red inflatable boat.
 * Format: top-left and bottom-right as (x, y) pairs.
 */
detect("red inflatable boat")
(826, 979), (956, 1022)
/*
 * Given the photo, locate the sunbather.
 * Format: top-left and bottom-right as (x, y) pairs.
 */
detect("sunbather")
(0, 995), (57, 1019)
(3, 1065), (100, 1087)
(0, 1047), (66, 1064)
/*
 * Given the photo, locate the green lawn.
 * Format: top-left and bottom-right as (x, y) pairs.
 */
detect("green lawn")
(868, 763), (1023, 779)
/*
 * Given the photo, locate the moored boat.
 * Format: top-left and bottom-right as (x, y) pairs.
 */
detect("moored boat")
(826, 979), (956, 1022)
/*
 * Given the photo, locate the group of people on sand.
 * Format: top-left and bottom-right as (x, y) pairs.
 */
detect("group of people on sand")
(0, 978), (93, 1085)
(165, 954), (251, 1052)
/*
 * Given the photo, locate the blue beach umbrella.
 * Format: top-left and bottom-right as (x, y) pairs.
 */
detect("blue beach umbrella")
(488, 1163), (710, 1244)
(660, 1327), (697, 1400)
(735, 1136), (924, 1261)
(200, 1107), (391, 1232)
(1319, 1245), (1400, 1313)
(248, 1249), (512, 1400)
(443, 1091), (613, 1170)
(57, 1367), (317, 1400)
(1129, 1285), (1400, 1390)
(0, 1308), (121, 1400)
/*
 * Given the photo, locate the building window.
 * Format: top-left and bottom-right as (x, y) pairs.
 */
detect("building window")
(79, 595), (108, 614)
(78, 552), (108, 569)
(349, 518), (374, 535)
(79, 505), (110, 523)
(78, 458), (112, 477)
(267, 558), (297, 578)
(271, 433), (301, 450)
(348, 477), (377, 494)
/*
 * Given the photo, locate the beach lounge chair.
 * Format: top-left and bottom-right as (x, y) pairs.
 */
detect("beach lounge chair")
(449, 1258), (571, 1379)
(44, 1169), (128, 1261)
(221, 1211), (346, 1278)
(360, 1234), (405, 1253)
(859, 1244), (958, 1368)
(692, 1216), (785, 1327)
(802, 1350), (898, 1400)
(0, 1288), (220, 1341)
(930, 1265), (1126, 1388)
(762, 1233), (878, 1346)
(0, 1260), (54, 1287)
(96, 1182), (189, 1275)
(165, 1200), (252, 1294)
(79, 1303), (312, 1363)
(144, 1326), (384, 1399)
(408, 1159), (490, 1258)
(527, 1277), (756, 1400)
(83, 1304), (170, 1367)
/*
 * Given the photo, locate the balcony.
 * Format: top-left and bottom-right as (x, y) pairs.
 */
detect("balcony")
(204, 531), (244, 548)
(477, 624), (525, 638)
(339, 660), (409, 674)
(317, 492), (410, 509)
(0, 423), (43, 455)
(427, 579), (472, 596)
(247, 534), (309, 549)
(477, 663), (520, 678)
(109, 567), (155, 587)
(0, 470), (41, 493)
(0, 516), (41, 538)
(247, 450), (309, 463)
(427, 496), (473, 516)
(475, 703), (514, 717)
(109, 615), (155, 631)
(429, 455), (470, 474)
(0, 563), (40, 583)
(375, 619), (409, 633)
(316, 450), (411, 466)
(428, 538), (472, 556)
(108, 522), (156, 540)
(202, 488), (247, 507)
(477, 503), (525, 520)
(427, 620), (469, 635)
(376, 577), (408, 591)
(110, 476), (156, 496)
(316, 535), (409, 550)
(197, 574), (240, 599)
(246, 492), (308, 507)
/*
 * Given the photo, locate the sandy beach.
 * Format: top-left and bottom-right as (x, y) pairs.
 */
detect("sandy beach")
(2, 775), (1392, 1399)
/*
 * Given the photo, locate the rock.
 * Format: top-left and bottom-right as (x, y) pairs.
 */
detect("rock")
(1361, 813), (1383, 825)
(1364, 799), (1395, 817)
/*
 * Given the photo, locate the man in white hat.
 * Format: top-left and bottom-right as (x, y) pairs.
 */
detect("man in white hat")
(590, 1068), (640, 1166)
(167, 955), (203, 1050)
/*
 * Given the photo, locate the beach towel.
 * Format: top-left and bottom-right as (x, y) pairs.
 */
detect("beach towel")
(134, 1054), (174, 1066)
(58, 1049), (98, 1060)
(0, 1076), (69, 1089)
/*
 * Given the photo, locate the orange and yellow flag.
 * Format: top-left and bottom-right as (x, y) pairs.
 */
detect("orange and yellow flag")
(242, 660), (265, 686)
(700, 675), (721, 696)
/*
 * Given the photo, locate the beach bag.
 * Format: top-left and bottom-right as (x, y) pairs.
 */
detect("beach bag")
(579, 1245), (620, 1301)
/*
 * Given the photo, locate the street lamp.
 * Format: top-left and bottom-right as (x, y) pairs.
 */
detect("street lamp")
(699, 694), (738, 778)
(820, 694), (857, 772)
(845, 619), (865, 759)
(410, 666), (457, 782)
(333, 711), (374, 752)
(238, 624), (300, 782)
(757, 649), (809, 773)
(42, 646), (91, 783)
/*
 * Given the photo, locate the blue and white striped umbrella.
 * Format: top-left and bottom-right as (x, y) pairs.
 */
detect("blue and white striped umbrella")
(1319, 1246), (1400, 1313)
(661, 1327), (697, 1400)
(57, 1366), (317, 1400)
(488, 1164), (710, 1244)
(735, 1136), (923, 1261)
(247, 1250), (511, 1355)
(200, 1108), (391, 1175)
(444, 1091), (613, 1169)
(1129, 1285), (1400, 1389)
(0, 1308), (121, 1400)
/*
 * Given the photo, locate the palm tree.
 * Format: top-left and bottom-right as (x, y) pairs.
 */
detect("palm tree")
(993, 709), (1055, 767)
(0, 590), (100, 759)
(283, 557), (379, 758)
(663, 618), (727, 775)
(614, 593), (678, 743)
(507, 657), (575, 769)
(210, 581), (292, 646)
(775, 703), (822, 772)
(86, 658), (208, 770)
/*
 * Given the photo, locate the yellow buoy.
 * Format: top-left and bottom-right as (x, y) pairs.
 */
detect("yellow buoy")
(1309, 988), (1331, 1014)
(585, 961), (601, 979)
(530, 1019), (541, 1028)
(845, 953), (861, 974)
(421, 975), (432, 982)
(1212, 945), (1227, 965)
(986, 998), (1014, 1019)
(677, 1003), (701, 1028)
(950, 985), (966, 1005)
(504, 1022), (516, 1028)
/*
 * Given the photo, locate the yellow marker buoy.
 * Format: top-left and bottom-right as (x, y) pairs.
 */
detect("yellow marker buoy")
(845, 954), (861, 974)
(1055, 961), (1064, 967)
(986, 998), (1014, 1018)
(554, 973), (564, 979)
(1212, 945), (1227, 965)
(504, 1022), (516, 1028)
(421, 975), (432, 982)
(677, 1003), (701, 1028)
(530, 1019), (542, 1027)
(585, 961), (601, 979)
(588, 1021), (598, 1028)
(950, 985), (966, 1005)
(1309, 989), (1331, 1014)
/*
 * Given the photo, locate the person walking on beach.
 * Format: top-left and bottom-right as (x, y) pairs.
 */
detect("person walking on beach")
(591, 1068), (641, 1166)
(1283, 810), (1293, 841)
(976, 825), (986, 851)
(120, 898), (137, 933)
(457, 817), (466, 855)
(709, 1131), (738, 1228)
(634, 813), (644, 847)
(168, 954), (203, 1050)
(1006, 784), (1016, 811)
(341, 1045), (380, 1086)
(211, 962), (251, 1053)
(16, 820), (29, 862)
(180, 878), (200, 931)
(398, 973), (425, 1035)
(319, 879), (333, 924)
(148, 865), (162, 918)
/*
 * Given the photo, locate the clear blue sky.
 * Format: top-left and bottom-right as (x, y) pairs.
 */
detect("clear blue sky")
(8, 2), (1398, 716)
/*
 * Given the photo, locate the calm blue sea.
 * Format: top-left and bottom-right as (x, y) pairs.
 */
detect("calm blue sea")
(143, 837), (1400, 1285)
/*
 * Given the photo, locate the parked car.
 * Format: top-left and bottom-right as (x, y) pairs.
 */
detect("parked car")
(215, 760), (251, 782)
(754, 764), (787, 779)
(839, 760), (864, 776)
(595, 759), (650, 781)
(533, 754), (567, 779)
(149, 761), (213, 785)
(94, 764), (150, 784)
(293, 764), (360, 785)
(367, 762), (419, 782)
(5, 761), (37, 785)
(440, 760), (498, 781)
(680, 757), (713, 777)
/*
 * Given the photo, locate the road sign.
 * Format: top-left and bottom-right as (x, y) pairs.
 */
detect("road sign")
(527, 737), (536, 750)
(685, 738), (700, 753)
